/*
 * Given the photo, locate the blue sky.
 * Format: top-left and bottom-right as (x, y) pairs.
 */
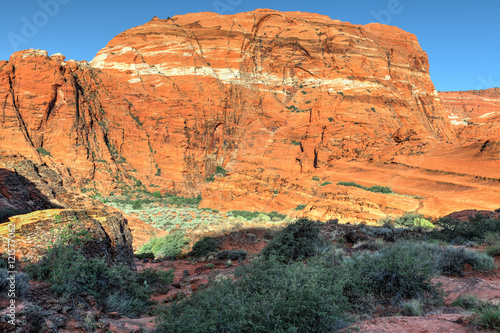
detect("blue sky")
(1, 0), (499, 91)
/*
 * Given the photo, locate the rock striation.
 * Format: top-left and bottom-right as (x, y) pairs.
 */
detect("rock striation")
(0, 9), (498, 222)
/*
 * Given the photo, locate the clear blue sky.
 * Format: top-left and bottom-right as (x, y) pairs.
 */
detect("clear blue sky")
(1, 0), (499, 91)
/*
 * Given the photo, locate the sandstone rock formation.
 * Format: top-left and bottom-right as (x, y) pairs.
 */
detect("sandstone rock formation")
(440, 88), (500, 144)
(0, 209), (136, 268)
(0, 9), (498, 223)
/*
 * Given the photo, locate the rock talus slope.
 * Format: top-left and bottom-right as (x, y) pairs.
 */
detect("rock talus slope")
(0, 9), (498, 222)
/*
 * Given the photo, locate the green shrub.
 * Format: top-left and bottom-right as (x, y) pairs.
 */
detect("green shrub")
(191, 237), (218, 257)
(337, 181), (366, 190)
(155, 257), (351, 333)
(312, 176), (320, 181)
(452, 295), (487, 310)
(216, 250), (247, 261)
(36, 147), (51, 156)
(432, 214), (500, 243)
(27, 238), (170, 318)
(486, 242), (500, 256)
(320, 181), (332, 187)
(229, 210), (260, 220)
(367, 185), (392, 194)
(401, 299), (423, 316)
(294, 204), (307, 211)
(152, 191), (162, 199)
(337, 182), (393, 194)
(0, 269), (30, 297)
(215, 166), (228, 176)
(132, 200), (142, 210)
(136, 268), (174, 293)
(474, 307), (500, 330)
(435, 246), (495, 277)
(261, 218), (326, 263)
(348, 241), (443, 302)
(0, 253), (8, 270)
(136, 231), (189, 259)
(394, 213), (434, 229)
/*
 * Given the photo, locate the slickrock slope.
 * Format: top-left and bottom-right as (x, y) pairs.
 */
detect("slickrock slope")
(0, 9), (497, 222)
(440, 88), (500, 144)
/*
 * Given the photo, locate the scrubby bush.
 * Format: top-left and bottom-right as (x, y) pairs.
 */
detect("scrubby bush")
(27, 224), (174, 318)
(347, 241), (443, 302)
(190, 237), (218, 257)
(337, 181), (393, 194)
(155, 257), (352, 333)
(261, 218), (326, 263)
(432, 213), (500, 243)
(294, 204), (307, 211)
(401, 299), (424, 316)
(132, 200), (143, 210)
(216, 249), (247, 261)
(0, 252), (8, 269)
(474, 307), (500, 330)
(367, 185), (392, 194)
(486, 241), (500, 256)
(0, 269), (30, 297)
(136, 231), (189, 259)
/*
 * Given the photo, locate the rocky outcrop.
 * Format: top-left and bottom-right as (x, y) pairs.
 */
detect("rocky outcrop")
(0, 10), (456, 196)
(440, 88), (500, 145)
(0, 209), (135, 269)
(0, 9), (497, 222)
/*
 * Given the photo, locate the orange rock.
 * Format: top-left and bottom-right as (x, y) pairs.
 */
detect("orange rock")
(0, 10), (498, 223)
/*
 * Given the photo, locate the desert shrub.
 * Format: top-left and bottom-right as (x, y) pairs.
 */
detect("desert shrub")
(367, 185), (393, 194)
(137, 268), (174, 293)
(453, 295), (488, 310)
(261, 218), (326, 263)
(132, 200), (143, 210)
(229, 210), (261, 220)
(347, 241), (443, 303)
(267, 211), (287, 220)
(486, 241), (500, 256)
(0, 252), (8, 269)
(320, 181), (332, 187)
(152, 191), (162, 198)
(105, 292), (151, 318)
(36, 147), (51, 156)
(432, 245), (495, 277)
(394, 213), (433, 229)
(135, 252), (155, 260)
(337, 181), (366, 190)
(337, 182), (393, 194)
(473, 307), (500, 330)
(0, 269), (30, 297)
(294, 204), (307, 211)
(136, 231), (189, 259)
(401, 299), (424, 316)
(228, 210), (285, 221)
(27, 227), (173, 318)
(191, 237), (218, 257)
(155, 257), (351, 333)
(432, 214), (500, 243)
(216, 249), (247, 261)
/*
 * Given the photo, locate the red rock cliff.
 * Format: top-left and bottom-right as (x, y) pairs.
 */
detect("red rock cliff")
(2, 9), (497, 222)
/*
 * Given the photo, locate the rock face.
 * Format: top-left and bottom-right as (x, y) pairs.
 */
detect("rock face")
(0, 9), (498, 222)
(0, 209), (136, 269)
(440, 88), (500, 144)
